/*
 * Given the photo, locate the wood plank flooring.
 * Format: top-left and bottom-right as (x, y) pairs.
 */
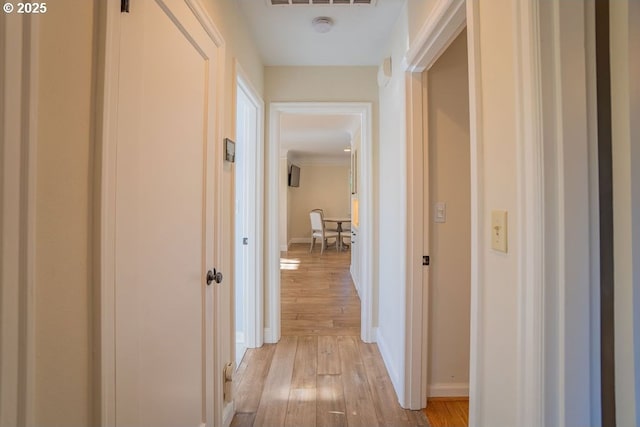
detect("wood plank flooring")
(231, 336), (429, 427)
(281, 244), (360, 336)
(423, 398), (469, 427)
(231, 244), (428, 427)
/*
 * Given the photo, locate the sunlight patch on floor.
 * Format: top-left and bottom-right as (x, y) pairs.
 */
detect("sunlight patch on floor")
(280, 257), (301, 270)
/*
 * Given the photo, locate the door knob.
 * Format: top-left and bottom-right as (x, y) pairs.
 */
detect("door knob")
(206, 269), (223, 285)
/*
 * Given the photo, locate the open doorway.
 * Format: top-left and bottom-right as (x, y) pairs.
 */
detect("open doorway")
(422, 30), (471, 426)
(234, 66), (265, 368)
(266, 102), (374, 344)
(278, 113), (360, 336)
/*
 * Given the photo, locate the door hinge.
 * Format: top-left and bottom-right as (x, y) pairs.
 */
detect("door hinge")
(422, 256), (430, 266)
(243, 237), (248, 245)
(121, 0), (130, 13)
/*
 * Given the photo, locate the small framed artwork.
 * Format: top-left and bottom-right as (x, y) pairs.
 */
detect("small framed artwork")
(224, 138), (235, 163)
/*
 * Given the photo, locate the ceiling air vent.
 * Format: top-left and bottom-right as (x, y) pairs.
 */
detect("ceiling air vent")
(267, 0), (376, 5)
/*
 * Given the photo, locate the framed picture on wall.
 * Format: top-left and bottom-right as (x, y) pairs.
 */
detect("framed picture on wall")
(224, 138), (235, 163)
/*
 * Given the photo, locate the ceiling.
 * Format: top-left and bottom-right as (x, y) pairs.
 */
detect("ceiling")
(236, 0), (406, 66)
(280, 114), (360, 162)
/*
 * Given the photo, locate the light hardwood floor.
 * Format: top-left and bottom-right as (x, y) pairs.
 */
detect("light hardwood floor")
(281, 244), (360, 336)
(423, 398), (469, 427)
(230, 244), (429, 427)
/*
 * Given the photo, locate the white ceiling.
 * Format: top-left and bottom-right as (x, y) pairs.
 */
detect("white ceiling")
(236, 0), (406, 66)
(280, 114), (360, 162)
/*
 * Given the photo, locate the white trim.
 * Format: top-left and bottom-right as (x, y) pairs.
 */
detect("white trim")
(222, 401), (234, 427)
(95, 2), (122, 423)
(584, 2), (602, 424)
(376, 328), (402, 399)
(466, 1), (484, 424)
(540, 2), (601, 425)
(513, 1), (545, 426)
(235, 62), (265, 349)
(279, 244), (289, 252)
(584, 1), (601, 421)
(404, 71), (427, 410)
(427, 383), (470, 398)
(404, 0), (470, 412)
(267, 102), (375, 343)
(24, 16), (38, 427)
(96, 1), (226, 426)
(404, 0), (466, 72)
(263, 327), (275, 344)
(0, 13), (38, 427)
(184, 0), (225, 47)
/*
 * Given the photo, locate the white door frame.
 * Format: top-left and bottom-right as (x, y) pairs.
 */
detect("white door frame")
(403, 0), (467, 410)
(0, 13), (38, 427)
(404, 0), (599, 424)
(234, 63), (265, 349)
(266, 102), (375, 343)
(95, 1), (226, 425)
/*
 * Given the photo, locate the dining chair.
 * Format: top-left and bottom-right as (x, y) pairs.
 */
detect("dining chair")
(309, 210), (340, 255)
(340, 223), (351, 250)
(311, 208), (338, 232)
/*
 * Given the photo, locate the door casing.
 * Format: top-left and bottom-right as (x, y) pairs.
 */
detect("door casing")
(266, 102), (374, 344)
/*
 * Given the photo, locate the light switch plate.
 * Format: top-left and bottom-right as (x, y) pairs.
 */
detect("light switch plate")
(434, 202), (446, 223)
(491, 210), (508, 253)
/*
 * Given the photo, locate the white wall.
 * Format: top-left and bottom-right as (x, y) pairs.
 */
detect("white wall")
(35, 2), (96, 424)
(407, 0), (438, 44)
(426, 30), (470, 397)
(470, 1), (520, 424)
(376, 2), (410, 402)
(611, 1), (640, 425)
(288, 162), (351, 242)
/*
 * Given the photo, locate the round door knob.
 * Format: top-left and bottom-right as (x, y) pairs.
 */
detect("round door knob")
(206, 269), (223, 285)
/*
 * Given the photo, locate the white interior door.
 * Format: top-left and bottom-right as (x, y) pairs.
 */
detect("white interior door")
(234, 88), (249, 367)
(113, 1), (219, 426)
(234, 73), (263, 360)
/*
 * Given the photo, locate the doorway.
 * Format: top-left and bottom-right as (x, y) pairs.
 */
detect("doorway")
(278, 113), (360, 336)
(234, 66), (265, 367)
(422, 30), (471, 426)
(266, 102), (374, 343)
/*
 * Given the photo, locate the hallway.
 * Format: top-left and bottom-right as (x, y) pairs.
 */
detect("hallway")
(230, 244), (428, 426)
(281, 244), (360, 336)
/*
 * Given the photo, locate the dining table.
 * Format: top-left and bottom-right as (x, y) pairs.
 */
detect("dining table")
(323, 217), (351, 251)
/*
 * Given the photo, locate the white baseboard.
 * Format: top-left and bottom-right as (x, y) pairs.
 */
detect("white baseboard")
(279, 244), (288, 252)
(427, 383), (469, 398)
(350, 266), (360, 295)
(263, 327), (277, 344)
(289, 237), (311, 244)
(368, 326), (378, 343)
(376, 328), (403, 403)
(222, 402), (234, 427)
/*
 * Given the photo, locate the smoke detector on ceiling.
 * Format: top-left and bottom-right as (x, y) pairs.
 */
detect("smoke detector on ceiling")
(312, 16), (334, 33)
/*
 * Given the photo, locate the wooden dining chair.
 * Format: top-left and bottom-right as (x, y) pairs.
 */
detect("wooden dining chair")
(309, 210), (340, 255)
